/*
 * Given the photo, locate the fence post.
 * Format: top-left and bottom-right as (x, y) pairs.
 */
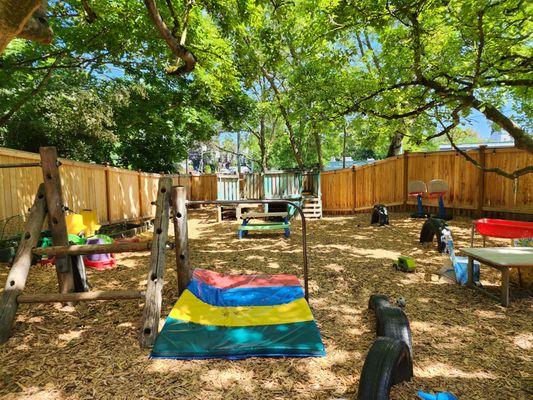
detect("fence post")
(137, 170), (143, 220)
(103, 163), (112, 224)
(403, 150), (409, 210)
(352, 165), (357, 212)
(477, 145), (487, 214)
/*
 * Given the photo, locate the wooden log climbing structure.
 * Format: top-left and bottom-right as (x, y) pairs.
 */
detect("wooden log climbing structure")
(0, 147), (173, 348)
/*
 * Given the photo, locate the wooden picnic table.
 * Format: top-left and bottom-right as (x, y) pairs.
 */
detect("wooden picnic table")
(459, 247), (533, 307)
(241, 211), (288, 219)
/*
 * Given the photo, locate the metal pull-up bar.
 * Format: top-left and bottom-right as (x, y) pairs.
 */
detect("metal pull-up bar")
(185, 199), (310, 301)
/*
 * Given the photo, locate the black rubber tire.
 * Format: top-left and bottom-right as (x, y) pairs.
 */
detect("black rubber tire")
(368, 294), (390, 312)
(357, 337), (413, 400)
(375, 306), (413, 359)
(419, 219), (435, 244)
(371, 206), (380, 225)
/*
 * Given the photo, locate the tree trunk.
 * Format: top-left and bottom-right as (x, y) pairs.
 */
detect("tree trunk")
(143, 0), (195, 75)
(259, 116), (267, 172)
(311, 121), (323, 171)
(16, 1), (52, 44)
(0, 0), (41, 54)
(386, 130), (404, 157)
(342, 125), (348, 168)
(260, 67), (305, 170)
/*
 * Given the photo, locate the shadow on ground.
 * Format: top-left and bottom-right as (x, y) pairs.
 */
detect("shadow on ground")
(0, 210), (531, 399)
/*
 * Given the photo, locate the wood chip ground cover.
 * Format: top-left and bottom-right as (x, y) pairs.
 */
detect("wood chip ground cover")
(0, 211), (531, 399)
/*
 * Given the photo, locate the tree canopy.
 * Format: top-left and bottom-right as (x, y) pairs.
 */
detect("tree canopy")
(0, 0), (530, 176)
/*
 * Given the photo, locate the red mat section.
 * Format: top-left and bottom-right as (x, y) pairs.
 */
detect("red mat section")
(193, 269), (300, 289)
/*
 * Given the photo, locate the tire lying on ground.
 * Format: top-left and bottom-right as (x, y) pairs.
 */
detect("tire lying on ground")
(368, 294), (391, 312)
(357, 337), (413, 400)
(375, 306), (413, 360)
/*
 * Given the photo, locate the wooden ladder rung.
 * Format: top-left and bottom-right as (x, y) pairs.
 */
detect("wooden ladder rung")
(32, 241), (152, 256)
(17, 290), (145, 303)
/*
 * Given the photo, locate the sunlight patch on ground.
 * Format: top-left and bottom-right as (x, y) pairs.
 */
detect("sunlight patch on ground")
(352, 248), (399, 260)
(1, 387), (65, 400)
(267, 261), (281, 269)
(474, 309), (506, 320)
(512, 333), (533, 350)
(58, 330), (84, 343)
(202, 368), (254, 391)
(415, 361), (498, 379)
(324, 263), (344, 273)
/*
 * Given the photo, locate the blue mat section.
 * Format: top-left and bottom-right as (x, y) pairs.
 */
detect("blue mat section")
(188, 279), (304, 306)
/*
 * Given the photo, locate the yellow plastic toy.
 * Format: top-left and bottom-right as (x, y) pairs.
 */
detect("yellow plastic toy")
(65, 214), (87, 236)
(81, 209), (101, 237)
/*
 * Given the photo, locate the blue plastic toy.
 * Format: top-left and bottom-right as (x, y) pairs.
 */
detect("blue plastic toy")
(442, 228), (480, 285)
(418, 390), (458, 400)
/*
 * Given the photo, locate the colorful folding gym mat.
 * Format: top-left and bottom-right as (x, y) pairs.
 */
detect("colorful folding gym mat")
(151, 269), (326, 360)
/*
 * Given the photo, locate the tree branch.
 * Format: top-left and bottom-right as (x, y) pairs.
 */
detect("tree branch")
(143, 0), (195, 75)
(0, 55), (62, 126)
(81, 0), (97, 23)
(446, 131), (533, 179)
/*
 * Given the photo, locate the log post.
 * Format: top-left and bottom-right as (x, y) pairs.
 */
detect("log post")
(140, 177), (172, 348)
(33, 241), (153, 256)
(39, 147), (75, 296)
(477, 145), (486, 215)
(0, 184), (47, 343)
(402, 150), (409, 210)
(172, 186), (191, 295)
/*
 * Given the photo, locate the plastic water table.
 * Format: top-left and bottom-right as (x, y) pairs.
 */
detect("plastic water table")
(471, 218), (533, 246)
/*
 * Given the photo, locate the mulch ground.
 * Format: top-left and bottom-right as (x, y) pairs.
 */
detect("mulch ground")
(0, 210), (531, 400)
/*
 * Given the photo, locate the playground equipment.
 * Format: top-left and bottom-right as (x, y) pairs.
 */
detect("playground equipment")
(427, 179), (451, 220)
(151, 269), (325, 359)
(420, 218), (480, 285)
(371, 204), (389, 226)
(393, 256), (416, 272)
(65, 213), (87, 236)
(441, 229), (480, 286)
(149, 197), (320, 359)
(471, 218), (533, 247)
(238, 196), (301, 239)
(408, 181), (428, 218)
(0, 215), (24, 264)
(80, 209), (101, 237)
(357, 295), (413, 399)
(0, 147), (171, 348)
(420, 217), (449, 253)
(216, 171), (322, 221)
(83, 236), (116, 270)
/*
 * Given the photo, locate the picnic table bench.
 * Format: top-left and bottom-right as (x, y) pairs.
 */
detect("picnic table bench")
(238, 211), (291, 239)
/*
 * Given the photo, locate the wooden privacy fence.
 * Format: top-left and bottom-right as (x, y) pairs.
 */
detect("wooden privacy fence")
(321, 147), (533, 216)
(0, 147), (217, 224)
(2, 146), (532, 224)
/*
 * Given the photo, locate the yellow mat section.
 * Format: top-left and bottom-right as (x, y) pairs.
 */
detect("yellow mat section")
(169, 290), (314, 327)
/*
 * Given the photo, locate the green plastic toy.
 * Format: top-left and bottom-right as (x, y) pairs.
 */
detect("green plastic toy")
(394, 256), (416, 272)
